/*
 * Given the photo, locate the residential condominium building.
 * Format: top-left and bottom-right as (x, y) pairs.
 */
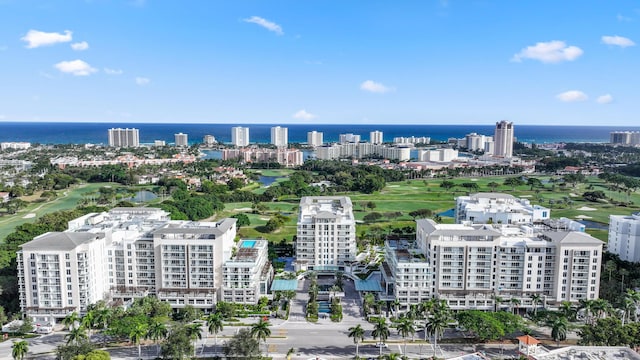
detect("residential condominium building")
(203, 134), (217, 146)
(222, 240), (273, 304)
(370, 131), (383, 145)
(380, 219), (603, 311)
(17, 208), (237, 325)
(271, 126), (288, 147)
(307, 131), (323, 147)
(174, 133), (188, 147)
(108, 128), (140, 148)
(608, 213), (640, 262)
(418, 148), (458, 162)
(316, 143), (411, 161)
(0, 142), (31, 150)
(231, 126), (250, 147)
(493, 120), (514, 158)
(339, 133), (361, 144)
(393, 136), (431, 145)
(296, 196), (356, 271)
(455, 193), (550, 225)
(610, 131), (640, 146)
(221, 147), (303, 167)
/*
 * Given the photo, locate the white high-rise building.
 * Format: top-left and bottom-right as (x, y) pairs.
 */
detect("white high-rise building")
(381, 220), (603, 310)
(493, 120), (514, 158)
(270, 126), (288, 147)
(296, 196), (356, 271)
(418, 148), (458, 162)
(370, 131), (383, 145)
(17, 208), (238, 324)
(108, 128), (140, 148)
(174, 133), (188, 147)
(231, 127), (250, 147)
(464, 133), (491, 152)
(307, 131), (323, 147)
(222, 240), (273, 304)
(456, 193), (550, 225)
(203, 135), (216, 145)
(608, 214), (640, 262)
(339, 133), (361, 144)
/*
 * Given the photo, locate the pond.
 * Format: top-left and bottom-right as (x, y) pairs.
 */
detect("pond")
(128, 190), (158, 203)
(438, 208), (455, 217)
(577, 220), (609, 230)
(258, 176), (282, 186)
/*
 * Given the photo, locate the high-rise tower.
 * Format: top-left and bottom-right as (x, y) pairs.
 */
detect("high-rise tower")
(493, 120), (514, 158)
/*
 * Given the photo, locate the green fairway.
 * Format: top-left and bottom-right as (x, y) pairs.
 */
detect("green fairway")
(0, 182), (122, 242)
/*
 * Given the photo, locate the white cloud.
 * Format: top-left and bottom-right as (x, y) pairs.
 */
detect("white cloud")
(360, 80), (394, 93)
(71, 41), (89, 51)
(292, 109), (317, 120)
(596, 94), (613, 104)
(617, 14), (632, 22)
(602, 35), (635, 48)
(22, 29), (72, 48)
(243, 16), (283, 35)
(54, 59), (97, 76)
(511, 40), (583, 63)
(0, 114), (6, 120)
(104, 68), (123, 75)
(556, 90), (588, 102)
(135, 77), (150, 85)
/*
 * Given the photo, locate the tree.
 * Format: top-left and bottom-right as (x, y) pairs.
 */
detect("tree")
(396, 317), (415, 355)
(185, 322), (203, 357)
(409, 208), (432, 220)
(527, 177), (542, 190)
(161, 325), (193, 360)
(223, 328), (261, 360)
(363, 212), (383, 223)
(548, 316), (569, 345)
(72, 349), (111, 360)
(372, 317), (390, 356)
(504, 177), (525, 191)
(56, 341), (95, 360)
(207, 312), (224, 345)
(12, 340), (28, 360)
(129, 322), (148, 359)
(425, 309), (451, 356)
(440, 180), (455, 191)
(250, 318), (271, 357)
(146, 320), (168, 357)
(348, 324), (365, 358)
(487, 181), (499, 192)
(231, 213), (251, 228)
(530, 294), (543, 316)
(63, 312), (81, 330)
(65, 327), (89, 345)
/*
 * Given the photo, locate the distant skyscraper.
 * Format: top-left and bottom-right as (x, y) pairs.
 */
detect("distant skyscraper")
(307, 131), (323, 147)
(610, 131), (640, 145)
(339, 133), (361, 144)
(154, 140), (166, 146)
(231, 127), (250, 147)
(270, 126), (288, 147)
(493, 120), (514, 158)
(370, 130), (383, 144)
(203, 134), (216, 145)
(108, 128), (139, 147)
(174, 133), (188, 147)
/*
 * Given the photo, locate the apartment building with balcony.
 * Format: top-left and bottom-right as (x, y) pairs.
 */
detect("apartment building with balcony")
(17, 208), (237, 324)
(295, 196), (356, 271)
(455, 193), (550, 225)
(382, 219), (603, 311)
(608, 213), (640, 262)
(222, 240), (273, 304)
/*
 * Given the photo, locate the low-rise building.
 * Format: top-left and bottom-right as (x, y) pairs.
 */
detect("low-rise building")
(222, 240), (273, 304)
(456, 193), (550, 225)
(316, 143), (411, 161)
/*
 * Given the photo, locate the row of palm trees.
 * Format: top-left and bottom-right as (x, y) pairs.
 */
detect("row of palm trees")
(348, 299), (453, 358)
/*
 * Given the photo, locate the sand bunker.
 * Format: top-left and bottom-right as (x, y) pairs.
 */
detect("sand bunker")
(576, 206), (597, 211)
(575, 215), (593, 219)
(22, 213), (36, 219)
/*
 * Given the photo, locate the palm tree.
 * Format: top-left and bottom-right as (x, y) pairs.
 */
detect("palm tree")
(372, 317), (390, 356)
(396, 317), (415, 355)
(206, 312), (224, 345)
(147, 320), (168, 356)
(250, 318), (271, 357)
(94, 307), (112, 331)
(425, 309), (450, 357)
(12, 340), (29, 360)
(530, 294), (543, 316)
(578, 299), (596, 324)
(129, 322), (148, 359)
(383, 353), (403, 360)
(81, 311), (96, 338)
(62, 311), (81, 330)
(559, 301), (575, 320)
(492, 295), (504, 312)
(391, 299), (401, 319)
(548, 316), (569, 346)
(620, 268), (630, 291)
(510, 298), (521, 315)
(186, 322), (203, 357)
(347, 324), (365, 358)
(65, 326), (88, 345)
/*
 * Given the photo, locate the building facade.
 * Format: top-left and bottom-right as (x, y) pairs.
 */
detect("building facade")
(108, 128), (140, 148)
(418, 148), (458, 162)
(316, 143), (411, 161)
(17, 208), (238, 324)
(610, 131), (640, 146)
(295, 197), (356, 271)
(339, 133), (361, 144)
(174, 133), (188, 147)
(608, 214), (640, 262)
(382, 220), (603, 310)
(455, 193), (550, 225)
(370, 131), (383, 145)
(222, 240), (273, 304)
(270, 126), (288, 147)
(222, 147), (303, 167)
(203, 135), (217, 145)
(307, 131), (323, 147)
(231, 127), (250, 147)
(493, 121), (514, 158)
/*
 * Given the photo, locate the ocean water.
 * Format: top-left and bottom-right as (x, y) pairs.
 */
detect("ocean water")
(0, 122), (638, 145)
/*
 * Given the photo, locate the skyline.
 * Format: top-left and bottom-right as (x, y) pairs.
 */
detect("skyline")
(0, 1), (638, 125)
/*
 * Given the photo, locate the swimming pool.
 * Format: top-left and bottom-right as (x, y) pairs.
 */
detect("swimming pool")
(241, 240), (256, 248)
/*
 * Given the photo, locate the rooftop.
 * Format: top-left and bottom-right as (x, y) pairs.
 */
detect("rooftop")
(20, 232), (103, 251)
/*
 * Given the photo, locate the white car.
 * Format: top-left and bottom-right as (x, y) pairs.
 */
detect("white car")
(373, 342), (388, 348)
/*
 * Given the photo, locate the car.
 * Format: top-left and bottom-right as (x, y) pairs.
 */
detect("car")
(373, 342), (388, 348)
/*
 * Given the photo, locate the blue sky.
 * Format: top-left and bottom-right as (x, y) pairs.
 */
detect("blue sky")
(0, 0), (638, 125)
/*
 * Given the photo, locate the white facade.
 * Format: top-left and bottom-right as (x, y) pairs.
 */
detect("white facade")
(456, 193), (550, 225)
(610, 131), (640, 145)
(494, 120), (514, 158)
(316, 143), (410, 161)
(608, 214), (640, 262)
(270, 126), (288, 147)
(307, 131), (323, 147)
(296, 196), (356, 271)
(222, 240), (273, 304)
(370, 131), (383, 145)
(418, 148), (458, 162)
(0, 142), (31, 150)
(154, 140), (166, 146)
(108, 128), (140, 148)
(203, 135), (217, 145)
(174, 133), (188, 147)
(231, 127), (250, 147)
(339, 133), (361, 143)
(393, 219), (604, 310)
(464, 133), (492, 152)
(393, 136), (430, 145)
(222, 147), (303, 167)
(17, 208), (238, 323)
